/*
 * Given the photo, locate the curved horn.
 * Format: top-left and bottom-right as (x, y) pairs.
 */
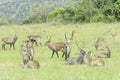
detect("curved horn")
(65, 32), (68, 40)
(48, 35), (52, 42)
(70, 31), (75, 40)
(75, 42), (82, 50)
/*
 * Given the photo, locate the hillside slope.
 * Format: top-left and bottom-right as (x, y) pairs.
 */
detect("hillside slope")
(0, 0), (79, 24)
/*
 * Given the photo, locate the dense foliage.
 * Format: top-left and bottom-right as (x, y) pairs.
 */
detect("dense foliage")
(0, 0), (120, 24)
(23, 0), (120, 24)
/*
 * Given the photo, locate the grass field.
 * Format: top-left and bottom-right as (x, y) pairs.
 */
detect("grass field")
(0, 23), (120, 80)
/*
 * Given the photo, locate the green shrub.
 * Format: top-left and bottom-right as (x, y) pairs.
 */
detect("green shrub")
(91, 13), (104, 22)
(48, 7), (65, 19)
(104, 15), (116, 22)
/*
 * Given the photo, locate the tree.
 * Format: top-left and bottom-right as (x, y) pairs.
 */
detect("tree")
(23, 0), (120, 24)
(23, 3), (55, 24)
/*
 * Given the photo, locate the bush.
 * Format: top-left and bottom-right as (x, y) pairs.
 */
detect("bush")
(104, 15), (116, 22)
(48, 7), (65, 19)
(91, 13), (104, 22)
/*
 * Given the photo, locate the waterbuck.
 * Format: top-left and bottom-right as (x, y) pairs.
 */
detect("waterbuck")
(22, 54), (40, 69)
(21, 40), (34, 60)
(66, 42), (86, 65)
(44, 36), (64, 58)
(27, 35), (42, 46)
(62, 31), (75, 60)
(45, 31), (75, 59)
(86, 51), (104, 66)
(95, 46), (111, 58)
(62, 41), (71, 60)
(94, 36), (108, 51)
(2, 35), (18, 50)
(95, 42), (108, 51)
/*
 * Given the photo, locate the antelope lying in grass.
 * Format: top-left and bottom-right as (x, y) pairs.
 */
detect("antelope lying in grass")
(86, 51), (104, 66)
(95, 42), (108, 51)
(2, 35), (18, 50)
(22, 54), (40, 69)
(45, 31), (75, 59)
(95, 39), (108, 50)
(94, 37), (108, 51)
(66, 43), (86, 65)
(27, 35), (42, 46)
(95, 46), (111, 58)
(21, 40), (34, 60)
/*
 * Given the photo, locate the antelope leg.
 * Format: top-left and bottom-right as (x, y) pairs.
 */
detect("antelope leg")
(51, 51), (55, 58)
(62, 53), (65, 58)
(13, 44), (15, 50)
(56, 52), (59, 58)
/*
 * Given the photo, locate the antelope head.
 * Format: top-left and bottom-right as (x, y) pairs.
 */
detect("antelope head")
(23, 54), (30, 65)
(111, 32), (117, 38)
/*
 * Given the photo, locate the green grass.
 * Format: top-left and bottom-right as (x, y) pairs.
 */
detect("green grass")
(0, 23), (120, 80)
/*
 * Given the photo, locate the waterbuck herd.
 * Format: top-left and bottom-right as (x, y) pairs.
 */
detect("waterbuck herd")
(1, 30), (114, 69)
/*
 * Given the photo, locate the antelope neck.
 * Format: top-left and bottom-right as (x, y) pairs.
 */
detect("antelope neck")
(88, 55), (93, 64)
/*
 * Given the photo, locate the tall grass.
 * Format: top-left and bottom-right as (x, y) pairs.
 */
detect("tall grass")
(0, 23), (120, 80)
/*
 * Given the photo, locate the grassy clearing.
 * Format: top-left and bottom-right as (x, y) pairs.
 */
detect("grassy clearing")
(0, 23), (120, 80)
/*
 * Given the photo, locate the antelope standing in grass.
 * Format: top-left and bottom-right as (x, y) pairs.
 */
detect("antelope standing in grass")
(86, 51), (104, 66)
(66, 43), (86, 65)
(2, 35), (18, 50)
(45, 31), (75, 59)
(62, 41), (71, 60)
(27, 35), (42, 46)
(95, 46), (111, 58)
(62, 31), (75, 59)
(21, 40), (34, 60)
(22, 54), (40, 69)
(45, 36), (64, 58)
